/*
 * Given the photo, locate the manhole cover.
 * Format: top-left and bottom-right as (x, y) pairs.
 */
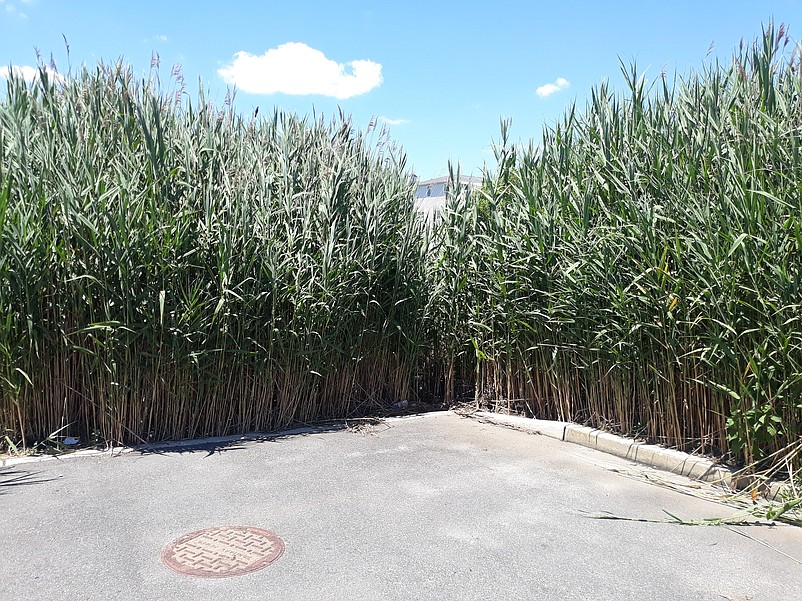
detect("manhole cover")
(162, 526), (284, 578)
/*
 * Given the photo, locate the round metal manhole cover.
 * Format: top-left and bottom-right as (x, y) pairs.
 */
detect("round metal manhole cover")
(162, 526), (285, 578)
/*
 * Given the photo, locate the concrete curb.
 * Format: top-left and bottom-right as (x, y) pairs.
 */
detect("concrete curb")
(472, 411), (767, 493)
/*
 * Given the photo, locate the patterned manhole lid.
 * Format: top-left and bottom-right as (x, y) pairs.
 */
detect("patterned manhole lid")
(162, 526), (284, 578)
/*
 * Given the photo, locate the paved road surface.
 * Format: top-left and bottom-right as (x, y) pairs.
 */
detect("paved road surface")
(2, 411), (800, 600)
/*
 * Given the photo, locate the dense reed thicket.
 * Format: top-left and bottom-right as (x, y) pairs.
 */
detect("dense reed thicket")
(3, 27), (801, 470)
(0, 63), (432, 448)
(436, 25), (802, 466)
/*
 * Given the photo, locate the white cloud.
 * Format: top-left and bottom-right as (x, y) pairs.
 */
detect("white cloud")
(218, 42), (383, 99)
(1, 0), (27, 18)
(157, 34), (168, 42)
(0, 64), (63, 83)
(535, 77), (570, 98)
(378, 116), (409, 126)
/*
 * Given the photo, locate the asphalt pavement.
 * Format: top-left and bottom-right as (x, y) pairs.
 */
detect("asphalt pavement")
(2, 411), (800, 600)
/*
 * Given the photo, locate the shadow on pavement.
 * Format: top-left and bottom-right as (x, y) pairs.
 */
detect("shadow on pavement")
(0, 467), (57, 494)
(131, 416), (393, 458)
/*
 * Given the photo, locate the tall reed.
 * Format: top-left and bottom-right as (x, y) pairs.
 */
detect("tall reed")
(3, 27), (800, 471)
(0, 62), (431, 447)
(435, 24), (802, 467)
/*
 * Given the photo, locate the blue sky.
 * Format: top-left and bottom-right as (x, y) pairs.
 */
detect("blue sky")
(2, 1), (801, 179)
